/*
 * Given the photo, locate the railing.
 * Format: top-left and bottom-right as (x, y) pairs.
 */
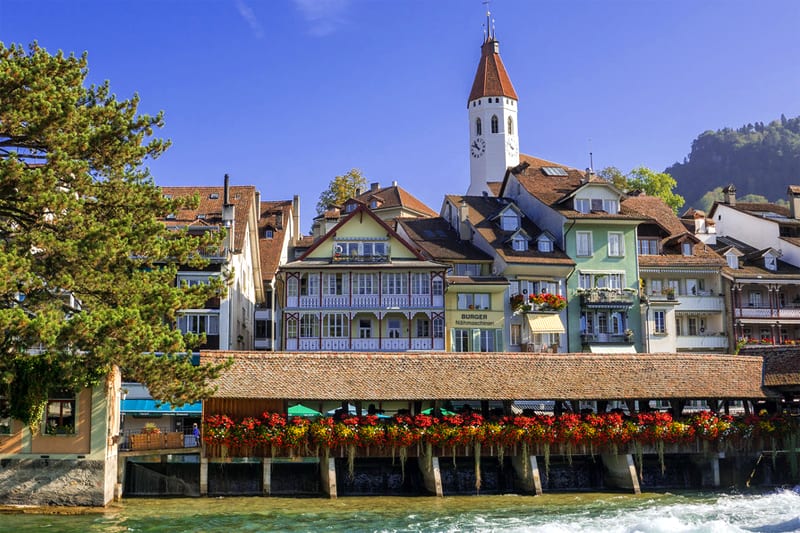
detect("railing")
(580, 333), (633, 344)
(675, 295), (724, 312)
(735, 306), (800, 319)
(291, 294), (440, 309)
(289, 337), (438, 352)
(331, 253), (389, 263)
(119, 428), (199, 452)
(675, 335), (729, 350)
(579, 290), (636, 307)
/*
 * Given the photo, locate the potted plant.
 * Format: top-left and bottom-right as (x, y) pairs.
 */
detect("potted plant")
(664, 287), (676, 300)
(624, 329), (634, 342)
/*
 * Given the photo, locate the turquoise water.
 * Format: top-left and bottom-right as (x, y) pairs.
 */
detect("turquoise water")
(2, 491), (800, 532)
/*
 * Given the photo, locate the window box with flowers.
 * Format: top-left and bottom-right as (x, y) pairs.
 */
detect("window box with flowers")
(511, 293), (566, 314)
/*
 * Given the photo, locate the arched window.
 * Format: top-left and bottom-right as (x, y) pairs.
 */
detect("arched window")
(491, 115), (499, 133)
(507, 116), (514, 135)
(476, 118), (482, 136)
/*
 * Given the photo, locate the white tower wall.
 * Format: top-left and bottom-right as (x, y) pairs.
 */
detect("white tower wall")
(467, 96), (518, 196)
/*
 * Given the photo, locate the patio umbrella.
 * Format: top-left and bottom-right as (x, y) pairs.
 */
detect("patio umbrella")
(421, 407), (456, 416)
(288, 404), (322, 417)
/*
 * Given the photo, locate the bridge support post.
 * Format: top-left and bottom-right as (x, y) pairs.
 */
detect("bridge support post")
(320, 457), (337, 498)
(601, 453), (641, 494)
(511, 454), (543, 495)
(199, 456), (208, 496)
(262, 458), (271, 495)
(419, 454), (443, 497)
(115, 456), (126, 501)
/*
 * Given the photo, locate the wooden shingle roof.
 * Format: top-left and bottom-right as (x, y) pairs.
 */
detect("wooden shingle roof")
(201, 352), (770, 401)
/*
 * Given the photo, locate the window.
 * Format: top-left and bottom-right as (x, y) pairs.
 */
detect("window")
(576, 231), (593, 256)
(675, 317), (682, 336)
(602, 199), (619, 214)
(538, 237), (553, 252)
(638, 238), (659, 255)
(512, 236), (528, 251)
(458, 293), (490, 310)
(491, 115), (499, 133)
(287, 277), (298, 297)
(433, 317), (444, 338)
(178, 314), (219, 335)
(476, 118), (482, 136)
(265, 229), (274, 239)
(387, 319), (402, 338)
(765, 255), (777, 271)
(682, 242), (692, 256)
(575, 198), (590, 214)
(507, 116), (514, 135)
(299, 314), (319, 337)
(345, 203), (356, 212)
(359, 319), (372, 338)
(688, 317), (698, 336)
(432, 278), (444, 296)
(726, 254), (739, 269)
(749, 291), (762, 307)
(411, 273), (429, 295)
(383, 273), (407, 295)
(323, 313), (347, 337)
(45, 392), (76, 435)
(0, 396), (10, 435)
(608, 232), (624, 257)
(323, 273), (344, 296)
(287, 317), (298, 338)
(255, 320), (269, 339)
(455, 263), (482, 276)
(510, 324), (521, 346)
(416, 318), (430, 337)
(299, 273), (319, 296)
(654, 311), (666, 334)
(354, 273), (376, 295)
(650, 279), (663, 295)
(453, 329), (470, 352)
(598, 313), (608, 333)
(501, 212), (519, 231)
(479, 330), (496, 352)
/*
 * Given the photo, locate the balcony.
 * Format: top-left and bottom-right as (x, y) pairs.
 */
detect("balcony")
(579, 289), (636, 308)
(675, 335), (729, 350)
(675, 294), (724, 312)
(286, 337), (444, 352)
(735, 306), (800, 320)
(288, 294), (444, 310)
(580, 333), (634, 344)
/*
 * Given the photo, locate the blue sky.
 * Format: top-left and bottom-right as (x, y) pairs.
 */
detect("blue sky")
(2, 0), (798, 229)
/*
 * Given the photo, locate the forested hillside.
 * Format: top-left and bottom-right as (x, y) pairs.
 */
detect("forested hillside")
(666, 115), (800, 210)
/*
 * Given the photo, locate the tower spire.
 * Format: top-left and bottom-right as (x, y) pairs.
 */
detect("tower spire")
(483, 0), (493, 41)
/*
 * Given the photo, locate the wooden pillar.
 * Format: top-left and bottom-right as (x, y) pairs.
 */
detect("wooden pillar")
(200, 456), (208, 496)
(262, 458), (271, 496)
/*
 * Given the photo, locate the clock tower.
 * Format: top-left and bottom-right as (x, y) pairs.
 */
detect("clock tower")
(467, 13), (519, 196)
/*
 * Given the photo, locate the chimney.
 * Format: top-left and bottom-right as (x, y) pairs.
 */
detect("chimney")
(723, 184), (736, 206)
(370, 182), (380, 192)
(275, 210), (283, 230)
(458, 200), (470, 241)
(789, 186), (800, 219)
(292, 195), (300, 244)
(355, 187), (362, 196)
(221, 174), (235, 252)
(392, 180), (397, 187)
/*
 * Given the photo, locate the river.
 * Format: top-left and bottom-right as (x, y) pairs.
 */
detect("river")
(2, 490), (800, 532)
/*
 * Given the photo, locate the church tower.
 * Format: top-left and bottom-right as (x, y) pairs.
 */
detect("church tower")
(467, 12), (519, 196)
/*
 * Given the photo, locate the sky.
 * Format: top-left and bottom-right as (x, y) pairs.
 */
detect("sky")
(2, 0), (799, 230)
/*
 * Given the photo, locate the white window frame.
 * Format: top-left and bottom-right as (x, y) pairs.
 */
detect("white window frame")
(387, 318), (402, 338)
(359, 319), (372, 338)
(608, 232), (624, 257)
(323, 313), (347, 337)
(411, 273), (430, 295)
(602, 199), (619, 214)
(433, 317), (444, 338)
(537, 237), (553, 253)
(654, 311), (666, 334)
(383, 273), (407, 295)
(510, 324), (521, 346)
(416, 318), (430, 337)
(501, 212), (519, 231)
(299, 314), (319, 338)
(575, 198), (590, 214)
(512, 236), (528, 251)
(354, 273), (376, 295)
(576, 231), (593, 257)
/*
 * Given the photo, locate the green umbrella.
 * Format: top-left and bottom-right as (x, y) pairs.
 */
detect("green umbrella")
(288, 404), (322, 417)
(421, 407), (456, 416)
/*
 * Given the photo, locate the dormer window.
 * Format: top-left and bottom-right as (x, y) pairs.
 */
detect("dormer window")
(682, 242), (692, 256)
(726, 254), (739, 269)
(500, 212), (519, 231)
(537, 235), (553, 253)
(265, 229), (274, 238)
(765, 255), (777, 271)
(512, 235), (528, 251)
(574, 197), (619, 214)
(209, 193), (219, 200)
(345, 203), (356, 213)
(370, 200), (378, 209)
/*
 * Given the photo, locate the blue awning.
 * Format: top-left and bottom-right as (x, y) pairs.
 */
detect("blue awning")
(121, 399), (201, 416)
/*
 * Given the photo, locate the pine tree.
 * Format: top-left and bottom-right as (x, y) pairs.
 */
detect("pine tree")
(0, 43), (230, 428)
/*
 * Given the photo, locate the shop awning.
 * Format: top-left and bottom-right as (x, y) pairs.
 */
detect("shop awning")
(588, 344), (637, 354)
(526, 313), (566, 333)
(121, 399), (201, 416)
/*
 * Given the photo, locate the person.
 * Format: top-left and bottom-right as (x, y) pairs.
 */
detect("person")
(192, 423), (200, 446)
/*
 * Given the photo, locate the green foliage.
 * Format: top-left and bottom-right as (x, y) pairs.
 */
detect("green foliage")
(0, 42), (230, 428)
(667, 115), (800, 209)
(315, 168), (367, 215)
(599, 166), (685, 212)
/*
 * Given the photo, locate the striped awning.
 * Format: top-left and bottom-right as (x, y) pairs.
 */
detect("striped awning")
(526, 313), (566, 333)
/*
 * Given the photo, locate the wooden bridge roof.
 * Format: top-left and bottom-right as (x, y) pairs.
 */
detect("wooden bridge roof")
(200, 351), (771, 401)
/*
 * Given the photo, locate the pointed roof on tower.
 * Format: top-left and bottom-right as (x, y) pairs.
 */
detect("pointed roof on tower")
(468, 15), (518, 104)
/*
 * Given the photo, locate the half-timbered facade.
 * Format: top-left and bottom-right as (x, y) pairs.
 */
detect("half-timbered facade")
(278, 204), (447, 352)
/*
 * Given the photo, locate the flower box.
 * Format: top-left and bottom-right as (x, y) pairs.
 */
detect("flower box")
(130, 433), (163, 450)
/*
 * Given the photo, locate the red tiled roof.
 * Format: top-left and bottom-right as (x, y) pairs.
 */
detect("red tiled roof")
(160, 186), (257, 253)
(258, 200), (292, 282)
(623, 195), (687, 235)
(397, 217), (494, 262)
(468, 39), (518, 103)
(201, 351), (769, 401)
(762, 347), (800, 387)
(354, 184), (437, 218)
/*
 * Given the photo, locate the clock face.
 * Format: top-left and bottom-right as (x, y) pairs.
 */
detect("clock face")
(506, 138), (517, 155)
(470, 137), (486, 158)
